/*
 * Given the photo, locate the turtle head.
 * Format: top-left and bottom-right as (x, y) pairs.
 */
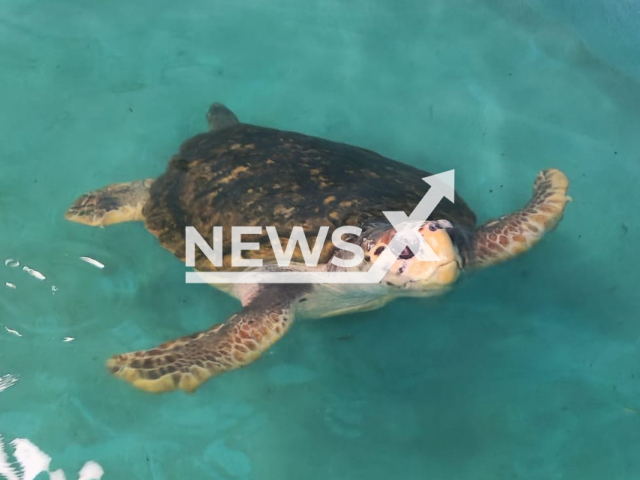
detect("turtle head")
(360, 219), (464, 292)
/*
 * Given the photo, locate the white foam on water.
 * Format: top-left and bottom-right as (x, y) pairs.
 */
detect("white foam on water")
(12, 439), (52, 480)
(78, 461), (104, 480)
(49, 470), (66, 480)
(0, 436), (104, 480)
(0, 436), (20, 480)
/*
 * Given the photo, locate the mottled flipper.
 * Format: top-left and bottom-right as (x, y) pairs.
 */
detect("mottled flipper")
(469, 169), (570, 268)
(65, 179), (153, 226)
(106, 284), (310, 393)
(206, 102), (239, 132)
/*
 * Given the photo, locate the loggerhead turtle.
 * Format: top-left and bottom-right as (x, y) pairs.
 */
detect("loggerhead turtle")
(65, 103), (570, 394)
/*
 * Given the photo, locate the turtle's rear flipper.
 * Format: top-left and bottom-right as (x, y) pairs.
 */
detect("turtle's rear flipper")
(106, 284), (309, 393)
(65, 179), (153, 226)
(468, 169), (570, 269)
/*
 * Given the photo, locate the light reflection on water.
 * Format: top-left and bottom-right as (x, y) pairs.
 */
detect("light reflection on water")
(0, 375), (19, 393)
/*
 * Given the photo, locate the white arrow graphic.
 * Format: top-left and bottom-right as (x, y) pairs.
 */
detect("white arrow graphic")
(186, 170), (455, 284)
(382, 170), (455, 262)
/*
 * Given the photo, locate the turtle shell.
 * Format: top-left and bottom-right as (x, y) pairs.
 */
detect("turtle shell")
(143, 124), (476, 271)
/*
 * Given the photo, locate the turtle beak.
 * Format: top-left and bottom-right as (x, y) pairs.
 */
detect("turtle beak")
(430, 258), (460, 286)
(414, 226), (461, 287)
(369, 222), (461, 290)
(443, 226), (472, 270)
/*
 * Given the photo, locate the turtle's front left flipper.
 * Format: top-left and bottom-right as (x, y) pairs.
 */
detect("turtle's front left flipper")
(467, 169), (570, 269)
(106, 284), (311, 393)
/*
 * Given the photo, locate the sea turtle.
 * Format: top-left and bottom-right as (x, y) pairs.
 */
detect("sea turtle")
(65, 103), (570, 394)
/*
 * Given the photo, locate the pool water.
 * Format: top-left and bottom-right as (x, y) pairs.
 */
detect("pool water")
(1, 0), (639, 478)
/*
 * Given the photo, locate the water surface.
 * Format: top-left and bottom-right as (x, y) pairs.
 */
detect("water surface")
(1, 0), (639, 478)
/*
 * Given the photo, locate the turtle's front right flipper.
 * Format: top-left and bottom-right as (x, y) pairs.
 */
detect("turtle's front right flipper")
(468, 169), (570, 269)
(106, 284), (311, 393)
(65, 179), (153, 226)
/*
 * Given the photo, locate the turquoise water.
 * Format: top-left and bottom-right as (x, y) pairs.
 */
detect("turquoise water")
(1, 0), (640, 478)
